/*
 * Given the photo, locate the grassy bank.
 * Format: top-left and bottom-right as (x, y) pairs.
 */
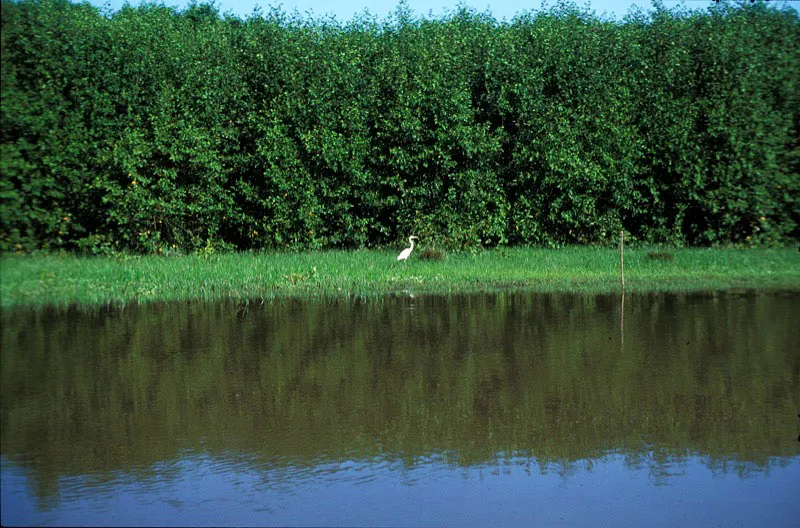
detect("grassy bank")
(2, 247), (799, 309)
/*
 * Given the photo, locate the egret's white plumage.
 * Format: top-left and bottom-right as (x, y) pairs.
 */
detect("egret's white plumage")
(397, 236), (418, 261)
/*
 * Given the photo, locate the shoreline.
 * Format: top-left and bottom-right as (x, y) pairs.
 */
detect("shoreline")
(2, 247), (799, 310)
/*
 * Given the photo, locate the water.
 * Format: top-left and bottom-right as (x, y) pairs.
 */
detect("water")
(2, 292), (799, 526)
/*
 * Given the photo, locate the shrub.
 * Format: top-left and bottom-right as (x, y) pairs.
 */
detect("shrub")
(1, 0), (798, 252)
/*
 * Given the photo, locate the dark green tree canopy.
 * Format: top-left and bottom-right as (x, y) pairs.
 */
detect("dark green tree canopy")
(1, 0), (798, 253)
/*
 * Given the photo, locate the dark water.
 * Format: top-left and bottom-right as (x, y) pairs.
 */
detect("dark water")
(2, 292), (799, 527)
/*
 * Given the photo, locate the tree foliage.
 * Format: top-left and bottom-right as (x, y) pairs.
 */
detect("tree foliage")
(1, 0), (798, 252)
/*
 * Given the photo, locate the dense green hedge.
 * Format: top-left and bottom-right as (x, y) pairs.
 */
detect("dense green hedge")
(1, 0), (798, 253)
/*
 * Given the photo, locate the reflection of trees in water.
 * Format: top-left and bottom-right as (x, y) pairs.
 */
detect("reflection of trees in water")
(2, 292), (798, 504)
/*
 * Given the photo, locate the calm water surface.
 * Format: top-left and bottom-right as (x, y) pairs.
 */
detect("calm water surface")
(2, 292), (799, 526)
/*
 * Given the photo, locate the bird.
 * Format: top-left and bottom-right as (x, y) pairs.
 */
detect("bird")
(397, 236), (419, 261)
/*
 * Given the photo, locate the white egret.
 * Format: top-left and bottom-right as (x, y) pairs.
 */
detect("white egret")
(397, 236), (419, 261)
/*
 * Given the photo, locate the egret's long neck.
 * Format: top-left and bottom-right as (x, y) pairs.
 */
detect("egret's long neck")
(409, 238), (415, 251)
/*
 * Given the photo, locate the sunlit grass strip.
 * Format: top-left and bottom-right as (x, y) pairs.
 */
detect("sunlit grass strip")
(1, 247), (799, 309)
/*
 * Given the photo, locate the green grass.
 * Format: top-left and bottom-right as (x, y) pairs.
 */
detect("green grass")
(2, 247), (799, 309)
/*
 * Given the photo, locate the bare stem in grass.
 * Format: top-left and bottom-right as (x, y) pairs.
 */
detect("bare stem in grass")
(620, 289), (625, 350)
(620, 230), (625, 292)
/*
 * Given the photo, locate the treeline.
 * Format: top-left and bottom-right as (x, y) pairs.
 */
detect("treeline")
(1, 0), (798, 253)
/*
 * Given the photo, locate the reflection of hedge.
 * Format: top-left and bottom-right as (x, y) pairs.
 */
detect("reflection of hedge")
(1, 0), (798, 252)
(2, 293), (798, 500)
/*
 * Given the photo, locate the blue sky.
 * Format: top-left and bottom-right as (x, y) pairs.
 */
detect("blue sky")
(84, 0), (789, 22)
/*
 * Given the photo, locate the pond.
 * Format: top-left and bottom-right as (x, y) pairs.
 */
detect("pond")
(2, 292), (799, 526)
